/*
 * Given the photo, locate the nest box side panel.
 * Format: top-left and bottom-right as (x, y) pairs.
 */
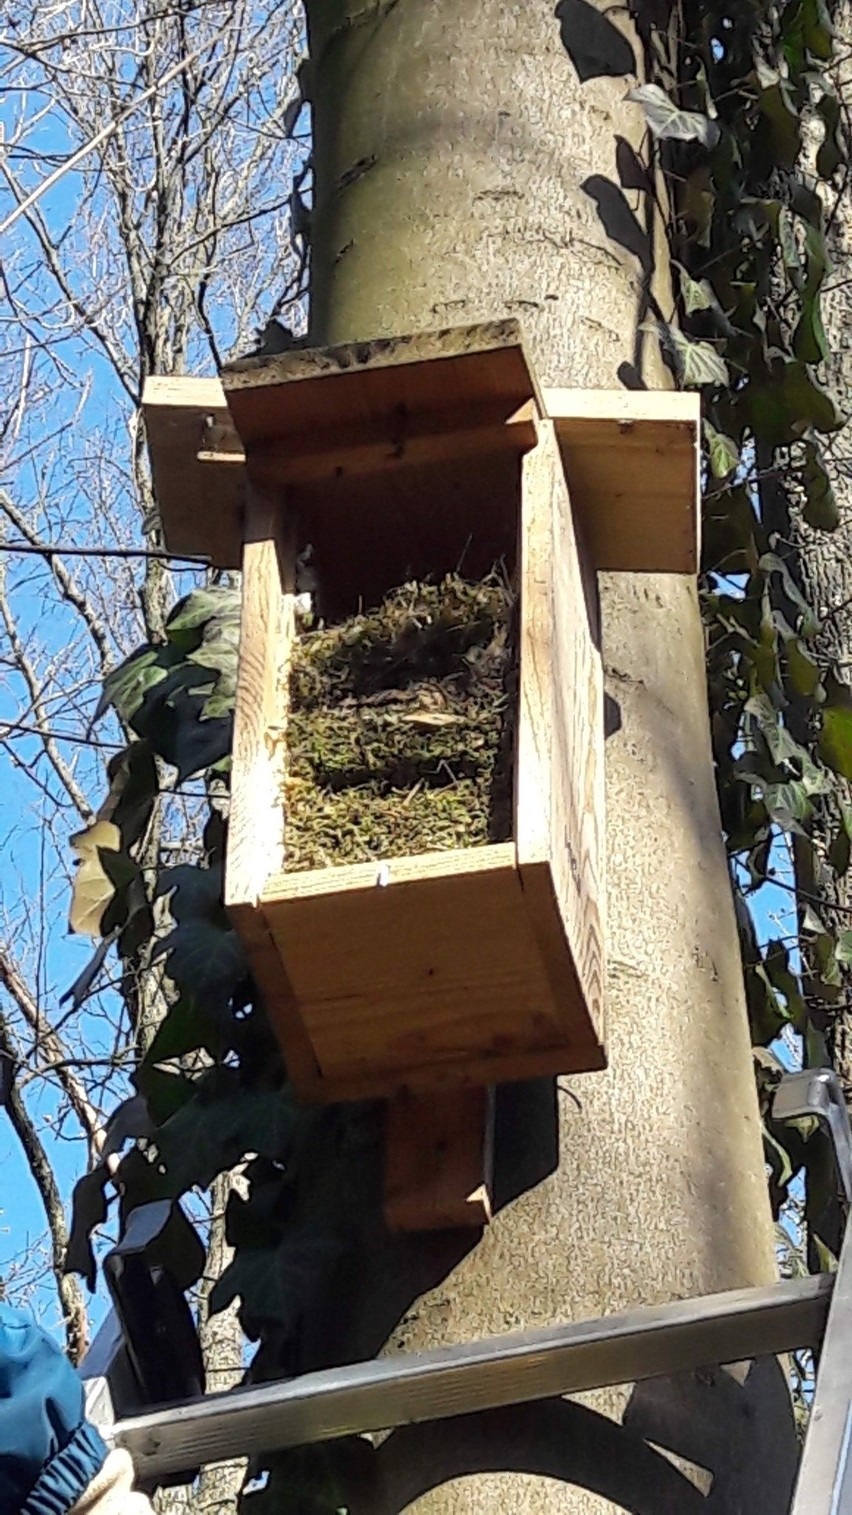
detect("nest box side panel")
(260, 847), (568, 1094)
(517, 421), (607, 1066)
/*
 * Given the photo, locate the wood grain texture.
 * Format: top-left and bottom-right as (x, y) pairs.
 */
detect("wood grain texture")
(221, 320), (544, 440)
(260, 849), (569, 1097)
(225, 492), (292, 910)
(144, 374), (698, 575)
(142, 375), (244, 565)
(517, 422), (606, 1055)
(384, 1086), (495, 1231)
(544, 388), (700, 574)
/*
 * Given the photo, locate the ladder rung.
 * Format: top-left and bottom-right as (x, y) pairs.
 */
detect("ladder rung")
(109, 1274), (830, 1479)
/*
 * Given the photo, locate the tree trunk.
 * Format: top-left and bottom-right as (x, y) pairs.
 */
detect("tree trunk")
(786, 8), (852, 1088)
(303, 3), (791, 1510)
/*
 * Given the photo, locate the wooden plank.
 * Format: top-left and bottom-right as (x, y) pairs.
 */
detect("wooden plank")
(517, 422), (606, 1056)
(543, 387), (700, 573)
(384, 1086), (494, 1231)
(546, 420), (607, 1051)
(260, 849), (568, 1093)
(229, 900), (322, 1093)
(221, 320), (544, 447)
(241, 400), (538, 487)
(225, 491), (292, 910)
(144, 373), (699, 575)
(142, 375), (244, 565)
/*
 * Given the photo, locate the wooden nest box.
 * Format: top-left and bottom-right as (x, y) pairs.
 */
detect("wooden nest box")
(144, 322), (699, 1119)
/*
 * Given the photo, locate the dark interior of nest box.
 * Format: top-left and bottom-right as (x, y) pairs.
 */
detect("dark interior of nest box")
(284, 448), (522, 624)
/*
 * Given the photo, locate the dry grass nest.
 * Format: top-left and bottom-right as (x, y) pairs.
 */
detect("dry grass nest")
(283, 570), (518, 870)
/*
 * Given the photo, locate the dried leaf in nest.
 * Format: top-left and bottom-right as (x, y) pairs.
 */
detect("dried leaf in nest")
(283, 571), (517, 870)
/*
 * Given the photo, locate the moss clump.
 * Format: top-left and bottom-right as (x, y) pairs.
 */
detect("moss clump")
(284, 571), (517, 870)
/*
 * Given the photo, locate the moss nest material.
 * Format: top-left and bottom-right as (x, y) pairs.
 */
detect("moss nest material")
(284, 571), (517, 870)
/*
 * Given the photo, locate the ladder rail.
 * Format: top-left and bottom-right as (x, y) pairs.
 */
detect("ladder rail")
(100, 1274), (830, 1480)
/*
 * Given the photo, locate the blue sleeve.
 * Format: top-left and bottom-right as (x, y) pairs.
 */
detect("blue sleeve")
(0, 1304), (107, 1515)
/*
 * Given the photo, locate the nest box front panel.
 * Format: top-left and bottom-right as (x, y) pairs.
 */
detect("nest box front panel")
(259, 850), (570, 1091)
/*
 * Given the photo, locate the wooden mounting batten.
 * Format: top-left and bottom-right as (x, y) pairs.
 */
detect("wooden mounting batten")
(143, 337), (700, 577)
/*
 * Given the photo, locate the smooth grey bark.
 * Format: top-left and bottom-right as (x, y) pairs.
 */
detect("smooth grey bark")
(302, 3), (788, 1510)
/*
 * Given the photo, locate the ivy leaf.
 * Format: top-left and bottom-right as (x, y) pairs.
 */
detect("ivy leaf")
(816, 90), (843, 179)
(628, 83), (720, 147)
(68, 820), (123, 937)
(555, 0), (637, 81)
(95, 741), (158, 849)
(820, 683), (852, 780)
(705, 421), (739, 480)
(785, 636), (823, 699)
(65, 1168), (110, 1290)
(153, 918), (247, 1006)
(683, 166), (714, 244)
(801, 440), (839, 531)
(758, 553), (821, 636)
(678, 266), (715, 316)
(102, 1093), (156, 1161)
(165, 587), (241, 652)
(829, 802), (852, 878)
(143, 996), (225, 1063)
(802, 0), (834, 61)
(59, 933), (118, 1012)
(155, 1079), (296, 1196)
(756, 82), (802, 170)
(794, 295), (829, 365)
(133, 1065), (199, 1125)
(658, 323), (728, 387)
(157, 863), (225, 925)
(95, 647), (169, 726)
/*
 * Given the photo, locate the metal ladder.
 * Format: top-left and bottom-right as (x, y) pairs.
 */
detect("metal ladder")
(81, 1068), (852, 1511)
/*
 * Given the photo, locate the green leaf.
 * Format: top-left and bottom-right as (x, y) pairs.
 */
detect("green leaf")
(95, 741), (159, 848)
(802, 0), (834, 60)
(794, 295), (829, 365)
(830, 802), (852, 877)
(155, 1078), (296, 1196)
(758, 552), (821, 637)
(705, 421), (739, 480)
(835, 929), (852, 966)
(659, 324), (728, 387)
(816, 90), (843, 178)
(678, 266), (714, 315)
(153, 918), (247, 1005)
(165, 587), (241, 651)
(801, 441), (839, 531)
(65, 1168), (110, 1290)
(143, 996), (224, 1063)
(157, 864), (225, 924)
(821, 698), (852, 780)
(785, 636), (822, 698)
(95, 647), (168, 725)
(628, 83), (720, 147)
(133, 1065), (199, 1124)
(756, 82), (802, 170)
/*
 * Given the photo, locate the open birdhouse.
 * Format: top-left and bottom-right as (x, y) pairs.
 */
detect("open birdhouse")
(144, 320), (699, 1226)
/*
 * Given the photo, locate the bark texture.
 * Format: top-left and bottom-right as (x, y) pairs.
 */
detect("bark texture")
(788, 22), (852, 1086)
(304, 2), (789, 1509)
